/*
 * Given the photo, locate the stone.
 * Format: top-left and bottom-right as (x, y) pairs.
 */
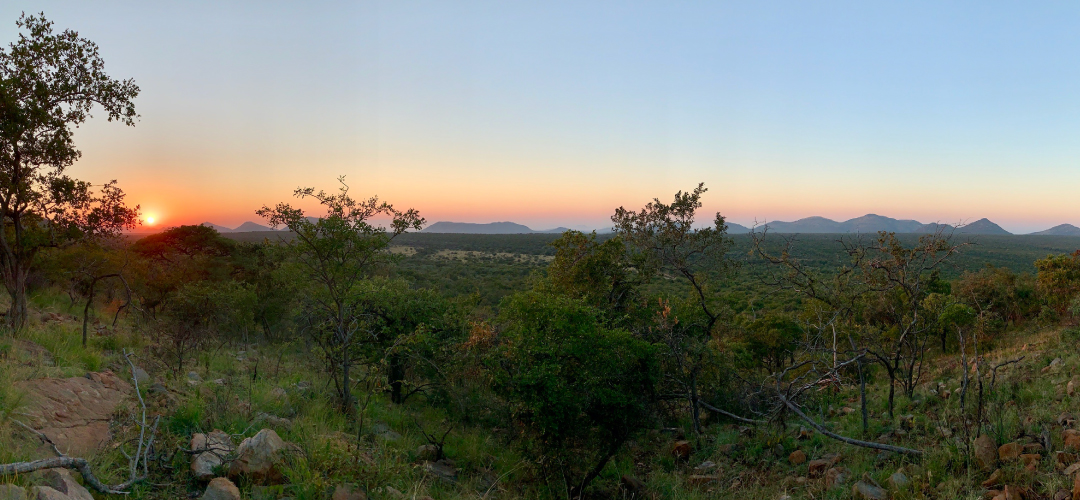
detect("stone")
(0, 485), (25, 500)
(982, 469), (1003, 488)
(808, 459), (830, 478)
(187, 371), (201, 382)
(852, 481), (888, 500)
(270, 387), (287, 399)
(294, 381), (312, 391)
(824, 467), (849, 489)
(201, 477), (241, 500)
(975, 435), (997, 470)
(1070, 380), (1077, 397)
(620, 475), (648, 498)
(331, 484), (367, 500)
(1021, 453), (1041, 470)
(789, 450), (806, 465)
(28, 487), (69, 500)
(1074, 473), (1080, 500)
(40, 468), (93, 500)
(1065, 462), (1080, 476)
(191, 429), (235, 481)
(1058, 452), (1078, 464)
(999, 442), (1023, 461)
(229, 429), (292, 484)
(131, 367), (151, 385)
(417, 444), (439, 462)
(798, 426), (811, 439)
(1024, 443), (1044, 453)
(257, 413), (292, 430)
(1066, 429), (1080, 451)
(423, 459), (458, 482)
(888, 471), (909, 490)
(1054, 489), (1070, 500)
(671, 440), (691, 460)
(899, 414), (914, 429)
(384, 486), (404, 498)
(1060, 412), (1077, 428)
(693, 460), (716, 472)
(13, 372), (132, 457)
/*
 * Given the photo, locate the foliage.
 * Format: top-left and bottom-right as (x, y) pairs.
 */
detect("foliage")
(1034, 251), (1080, 314)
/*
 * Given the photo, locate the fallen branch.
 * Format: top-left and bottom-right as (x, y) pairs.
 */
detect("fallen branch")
(0, 457), (130, 494)
(698, 400), (767, 425)
(778, 394), (922, 456)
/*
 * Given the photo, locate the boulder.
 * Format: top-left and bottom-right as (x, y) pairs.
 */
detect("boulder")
(201, 478), (240, 500)
(789, 450), (806, 465)
(998, 442), (1023, 461)
(1074, 473), (1080, 500)
(332, 484), (367, 500)
(808, 459), (830, 478)
(0, 486), (25, 500)
(1054, 489), (1070, 500)
(417, 444), (439, 462)
(191, 430), (235, 481)
(229, 429), (292, 484)
(852, 481), (888, 500)
(975, 435), (997, 470)
(824, 467), (849, 489)
(1021, 453), (1041, 470)
(1065, 429), (1080, 451)
(982, 469), (1003, 488)
(13, 372), (132, 456)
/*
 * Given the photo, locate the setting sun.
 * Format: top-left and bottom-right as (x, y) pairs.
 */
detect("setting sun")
(145, 216), (155, 225)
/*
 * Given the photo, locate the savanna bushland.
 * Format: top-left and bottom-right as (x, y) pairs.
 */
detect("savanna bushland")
(5, 13), (1080, 500)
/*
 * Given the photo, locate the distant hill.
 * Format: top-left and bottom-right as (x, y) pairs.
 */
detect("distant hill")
(752, 214), (1014, 235)
(726, 222), (751, 234)
(201, 221), (276, 233)
(424, 221), (542, 234)
(1029, 224), (1080, 236)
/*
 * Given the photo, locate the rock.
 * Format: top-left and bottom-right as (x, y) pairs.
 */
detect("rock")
(1003, 485), (1023, 500)
(294, 381), (312, 391)
(888, 471), (909, 490)
(789, 450), (806, 465)
(1054, 489), (1070, 500)
(1066, 430), (1080, 451)
(824, 467), (849, 489)
(191, 429), (235, 481)
(0, 485), (26, 500)
(671, 440), (691, 460)
(693, 460), (716, 472)
(28, 487), (69, 500)
(1074, 473), (1080, 500)
(13, 371), (132, 457)
(1060, 412), (1077, 428)
(982, 469), (1003, 488)
(1058, 452), (1078, 465)
(132, 367), (150, 385)
(229, 429), (292, 484)
(257, 413), (292, 430)
(423, 459), (459, 483)
(331, 484), (367, 500)
(41, 468), (93, 500)
(1070, 380), (1077, 397)
(798, 426), (811, 439)
(201, 477), (241, 500)
(14, 340), (53, 366)
(999, 442), (1023, 461)
(808, 459), (830, 478)
(1021, 453), (1041, 470)
(1024, 443), (1044, 453)
(899, 414), (914, 429)
(975, 435), (997, 470)
(852, 481), (888, 500)
(1051, 358), (1063, 371)
(270, 387), (287, 399)
(417, 444), (439, 462)
(384, 486), (404, 498)
(187, 371), (201, 382)
(620, 475), (648, 498)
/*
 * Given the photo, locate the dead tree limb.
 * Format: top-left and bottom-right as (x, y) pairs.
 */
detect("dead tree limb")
(698, 400), (767, 425)
(0, 457), (130, 494)
(778, 394), (922, 456)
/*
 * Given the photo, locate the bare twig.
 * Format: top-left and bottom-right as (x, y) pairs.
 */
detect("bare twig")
(777, 393), (922, 456)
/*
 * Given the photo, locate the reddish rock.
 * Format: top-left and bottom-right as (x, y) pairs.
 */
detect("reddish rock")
(671, 440), (691, 460)
(1021, 453), (1041, 470)
(975, 435), (997, 470)
(201, 478), (240, 500)
(1065, 430), (1080, 451)
(982, 469), (1002, 488)
(808, 459), (830, 478)
(13, 371), (132, 456)
(998, 442), (1023, 461)
(824, 467), (849, 489)
(789, 450), (806, 465)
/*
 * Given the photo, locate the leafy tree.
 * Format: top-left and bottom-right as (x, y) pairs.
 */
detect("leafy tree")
(492, 291), (658, 496)
(1034, 251), (1080, 314)
(257, 177), (423, 413)
(538, 230), (642, 328)
(130, 225), (235, 317)
(0, 13), (140, 330)
(611, 183), (734, 433)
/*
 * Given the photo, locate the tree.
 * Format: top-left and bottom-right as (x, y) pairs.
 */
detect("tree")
(0, 13), (140, 330)
(257, 177), (423, 413)
(611, 183), (735, 434)
(492, 291), (658, 496)
(1034, 251), (1080, 314)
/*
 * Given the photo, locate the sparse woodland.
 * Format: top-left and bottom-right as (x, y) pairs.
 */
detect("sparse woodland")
(5, 13), (1080, 500)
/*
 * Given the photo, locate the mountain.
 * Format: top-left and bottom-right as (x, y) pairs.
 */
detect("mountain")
(424, 221), (539, 234)
(957, 218), (1011, 235)
(1029, 224), (1080, 236)
(233, 221), (274, 232)
(751, 214), (1013, 235)
(200, 221), (276, 233)
(726, 222), (751, 234)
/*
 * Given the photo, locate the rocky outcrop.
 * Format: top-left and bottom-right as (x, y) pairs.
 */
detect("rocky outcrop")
(0, 485), (26, 500)
(28, 469), (94, 500)
(191, 430), (235, 481)
(14, 372), (132, 456)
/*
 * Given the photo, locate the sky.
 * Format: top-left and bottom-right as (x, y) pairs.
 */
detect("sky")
(2, 1), (1080, 233)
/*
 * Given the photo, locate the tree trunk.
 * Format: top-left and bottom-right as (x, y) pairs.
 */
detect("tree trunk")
(857, 357), (868, 436)
(5, 265), (28, 333)
(389, 353), (405, 404)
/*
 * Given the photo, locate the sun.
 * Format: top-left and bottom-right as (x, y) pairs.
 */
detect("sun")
(145, 216), (155, 225)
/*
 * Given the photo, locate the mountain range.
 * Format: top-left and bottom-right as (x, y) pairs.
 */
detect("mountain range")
(422, 221), (571, 234)
(198, 216), (1080, 236)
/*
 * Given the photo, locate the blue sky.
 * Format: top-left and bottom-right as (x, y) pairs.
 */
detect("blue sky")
(2, 1), (1079, 232)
